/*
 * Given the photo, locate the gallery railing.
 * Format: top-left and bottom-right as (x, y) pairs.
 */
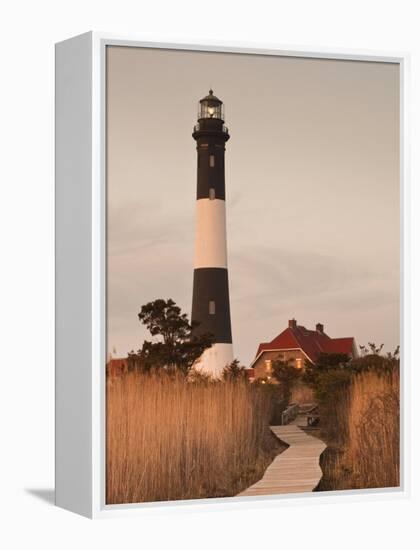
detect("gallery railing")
(193, 123), (229, 133)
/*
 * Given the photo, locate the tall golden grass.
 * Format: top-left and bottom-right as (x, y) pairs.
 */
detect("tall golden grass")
(106, 371), (278, 504)
(318, 367), (399, 490)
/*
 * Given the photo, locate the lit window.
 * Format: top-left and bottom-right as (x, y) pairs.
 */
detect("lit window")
(296, 358), (303, 369)
(209, 301), (216, 315)
(265, 359), (272, 373)
(209, 154), (215, 167)
(209, 188), (216, 200)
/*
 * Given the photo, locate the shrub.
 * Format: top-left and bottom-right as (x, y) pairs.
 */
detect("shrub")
(222, 359), (248, 381)
(303, 348), (399, 442)
(318, 367), (400, 490)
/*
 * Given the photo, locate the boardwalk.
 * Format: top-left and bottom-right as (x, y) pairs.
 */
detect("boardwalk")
(239, 424), (326, 496)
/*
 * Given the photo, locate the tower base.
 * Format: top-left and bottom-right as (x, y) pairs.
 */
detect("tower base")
(194, 343), (234, 378)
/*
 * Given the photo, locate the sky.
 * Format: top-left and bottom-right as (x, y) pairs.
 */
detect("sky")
(106, 46), (400, 365)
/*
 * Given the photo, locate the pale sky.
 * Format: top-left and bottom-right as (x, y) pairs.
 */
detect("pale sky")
(106, 46), (400, 365)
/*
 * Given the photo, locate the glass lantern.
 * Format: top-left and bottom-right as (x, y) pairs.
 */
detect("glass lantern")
(198, 89), (225, 121)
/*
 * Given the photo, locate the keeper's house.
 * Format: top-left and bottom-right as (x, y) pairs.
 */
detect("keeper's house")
(249, 319), (357, 381)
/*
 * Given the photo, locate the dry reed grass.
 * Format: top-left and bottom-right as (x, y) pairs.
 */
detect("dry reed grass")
(318, 368), (400, 490)
(106, 370), (278, 504)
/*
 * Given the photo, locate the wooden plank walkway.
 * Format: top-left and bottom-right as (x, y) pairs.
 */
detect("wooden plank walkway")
(239, 424), (326, 497)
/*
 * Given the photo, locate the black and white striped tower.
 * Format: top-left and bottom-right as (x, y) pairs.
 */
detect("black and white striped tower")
(191, 90), (233, 376)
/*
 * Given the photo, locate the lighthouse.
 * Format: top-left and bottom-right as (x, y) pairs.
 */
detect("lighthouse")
(191, 90), (233, 376)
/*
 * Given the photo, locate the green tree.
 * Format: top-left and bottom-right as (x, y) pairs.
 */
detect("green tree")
(303, 352), (351, 389)
(133, 298), (214, 375)
(271, 358), (302, 402)
(302, 353), (352, 404)
(222, 359), (248, 381)
(302, 346), (400, 405)
(138, 299), (191, 346)
(351, 344), (400, 374)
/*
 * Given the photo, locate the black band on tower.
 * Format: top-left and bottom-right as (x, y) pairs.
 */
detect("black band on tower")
(191, 268), (232, 344)
(196, 145), (226, 200)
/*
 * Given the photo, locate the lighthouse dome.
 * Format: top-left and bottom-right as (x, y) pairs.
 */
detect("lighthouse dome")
(198, 89), (225, 121)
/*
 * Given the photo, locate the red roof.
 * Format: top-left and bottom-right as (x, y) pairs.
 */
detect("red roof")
(254, 320), (355, 364)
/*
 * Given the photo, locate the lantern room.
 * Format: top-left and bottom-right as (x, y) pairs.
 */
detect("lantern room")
(198, 89), (225, 121)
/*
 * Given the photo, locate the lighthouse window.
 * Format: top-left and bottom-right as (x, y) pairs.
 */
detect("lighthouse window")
(209, 301), (216, 315)
(209, 188), (216, 200)
(209, 154), (215, 167)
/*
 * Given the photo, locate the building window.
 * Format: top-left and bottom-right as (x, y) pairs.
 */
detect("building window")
(209, 154), (215, 167)
(265, 359), (272, 373)
(296, 358), (303, 369)
(209, 188), (216, 200)
(209, 300), (216, 315)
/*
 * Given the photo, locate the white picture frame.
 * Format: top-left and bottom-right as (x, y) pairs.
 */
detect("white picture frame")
(55, 32), (410, 519)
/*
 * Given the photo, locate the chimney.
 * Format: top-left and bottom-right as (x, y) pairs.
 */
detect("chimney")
(316, 323), (324, 334)
(288, 318), (297, 329)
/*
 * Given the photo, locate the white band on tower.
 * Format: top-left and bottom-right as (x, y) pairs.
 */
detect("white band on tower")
(194, 198), (228, 269)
